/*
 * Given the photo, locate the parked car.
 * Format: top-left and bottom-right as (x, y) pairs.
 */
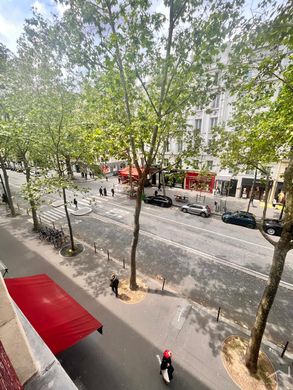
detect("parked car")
(181, 203), (211, 217)
(263, 219), (288, 236)
(144, 195), (172, 208)
(221, 211), (256, 229)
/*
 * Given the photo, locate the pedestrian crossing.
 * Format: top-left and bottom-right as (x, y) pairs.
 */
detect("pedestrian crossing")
(32, 194), (129, 225)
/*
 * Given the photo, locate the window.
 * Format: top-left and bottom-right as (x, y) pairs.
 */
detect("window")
(212, 95), (220, 108)
(207, 160), (213, 170)
(209, 117), (218, 130)
(165, 138), (170, 152)
(195, 118), (202, 131)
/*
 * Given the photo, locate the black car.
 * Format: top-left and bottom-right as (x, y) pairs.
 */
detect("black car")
(144, 195), (172, 208)
(222, 211), (256, 229)
(263, 219), (287, 236)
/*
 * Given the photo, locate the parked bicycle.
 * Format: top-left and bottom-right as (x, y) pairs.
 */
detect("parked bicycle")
(38, 225), (68, 249)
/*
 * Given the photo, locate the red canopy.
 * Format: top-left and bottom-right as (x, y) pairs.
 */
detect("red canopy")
(5, 274), (103, 355)
(118, 166), (141, 178)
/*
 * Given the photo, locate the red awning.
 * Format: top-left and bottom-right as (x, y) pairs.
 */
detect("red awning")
(5, 274), (103, 355)
(118, 166), (141, 178)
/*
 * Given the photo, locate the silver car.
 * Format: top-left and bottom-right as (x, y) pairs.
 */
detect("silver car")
(181, 203), (211, 217)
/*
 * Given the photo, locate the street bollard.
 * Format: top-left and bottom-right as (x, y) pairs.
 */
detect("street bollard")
(107, 250), (110, 261)
(281, 341), (289, 358)
(162, 278), (166, 291)
(123, 258), (125, 269)
(216, 307), (221, 322)
(94, 242), (97, 253)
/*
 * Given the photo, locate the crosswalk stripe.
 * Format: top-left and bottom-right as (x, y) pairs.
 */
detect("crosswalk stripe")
(39, 215), (54, 224)
(50, 208), (66, 216)
(45, 210), (64, 219)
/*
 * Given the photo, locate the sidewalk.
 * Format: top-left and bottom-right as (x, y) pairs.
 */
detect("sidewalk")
(1, 212), (292, 389)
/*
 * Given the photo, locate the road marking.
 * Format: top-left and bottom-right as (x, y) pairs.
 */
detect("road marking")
(96, 200), (273, 251)
(88, 212), (293, 291)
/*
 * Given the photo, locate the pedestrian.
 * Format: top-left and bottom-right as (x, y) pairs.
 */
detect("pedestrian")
(160, 349), (174, 384)
(106, 176), (108, 181)
(73, 198), (78, 209)
(99, 187), (103, 196)
(85, 172), (88, 180)
(111, 188), (115, 197)
(104, 187), (107, 196)
(2, 193), (8, 204)
(158, 182), (162, 191)
(81, 172), (84, 178)
(110, 273), (119, 298)
(89, 171), (92, 178)
(272, 198), (277, 208)
(154, 190), (158, 196)
(118, 177), (121, 184)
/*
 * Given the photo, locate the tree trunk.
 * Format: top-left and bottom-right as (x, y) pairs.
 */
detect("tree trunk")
(23, 161), (39, 231)
(247, 168), (257, 212)
(62, 188), (75, 251)
(65, 155), (73, 179)
(0, 154), (16, 217)
(245, 239), (290, 373)
(129, 175), (146, 290)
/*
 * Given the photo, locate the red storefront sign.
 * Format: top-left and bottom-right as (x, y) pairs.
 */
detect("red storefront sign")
(185, 171), (215, 193)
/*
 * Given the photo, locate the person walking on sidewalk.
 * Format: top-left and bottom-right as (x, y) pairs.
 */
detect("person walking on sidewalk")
(111, 188), (115, 197)
(110, 274), (119, 297)
(99, 187), (103, 196)
(160, 349), (174, 384)
(104, 187), (107, 196)
(73, 198), (78, 209)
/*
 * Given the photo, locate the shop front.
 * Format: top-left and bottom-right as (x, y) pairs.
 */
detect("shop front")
(215, 176), (238, 197)
(185, 171), (216, 193)
(240, 178), (273, 200)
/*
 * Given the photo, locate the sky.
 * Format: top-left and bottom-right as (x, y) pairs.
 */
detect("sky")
(0, 0), (68, 52)
(0, 0), (286, 54)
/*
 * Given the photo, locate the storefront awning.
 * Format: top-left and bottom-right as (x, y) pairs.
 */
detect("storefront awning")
(119, 166), (141, 177)
(5, 274), (103, 355)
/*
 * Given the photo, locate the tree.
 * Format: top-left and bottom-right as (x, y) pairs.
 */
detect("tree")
(0, 44), (17, 217)
(213, 0), (293, 374)
(14, 15), (96, 248)
(57, 0), (244, 289)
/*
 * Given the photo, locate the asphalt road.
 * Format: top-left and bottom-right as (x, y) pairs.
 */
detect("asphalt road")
(5, 170), (293, 351)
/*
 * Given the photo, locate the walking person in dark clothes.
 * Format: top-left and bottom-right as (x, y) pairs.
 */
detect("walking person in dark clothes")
(111, 188), (115, 197)
(99, 187), (103, 196)
(110, 274), (119, 297)
(73, 197), (78, 209)
(103, 187), (107, 196)
(85, 172), (88, 180)
(160, 349), (174, 384)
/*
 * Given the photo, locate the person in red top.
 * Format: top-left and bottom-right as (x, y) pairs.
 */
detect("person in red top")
(160, 349), (174, 383)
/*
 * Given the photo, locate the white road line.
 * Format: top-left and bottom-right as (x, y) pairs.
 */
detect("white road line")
(50, 208), (66, 216)
(89, 212), (293, 291)
(39, 215), (54, 224)
(44, 210), (64, 219)
(100, 200), (273, 251)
